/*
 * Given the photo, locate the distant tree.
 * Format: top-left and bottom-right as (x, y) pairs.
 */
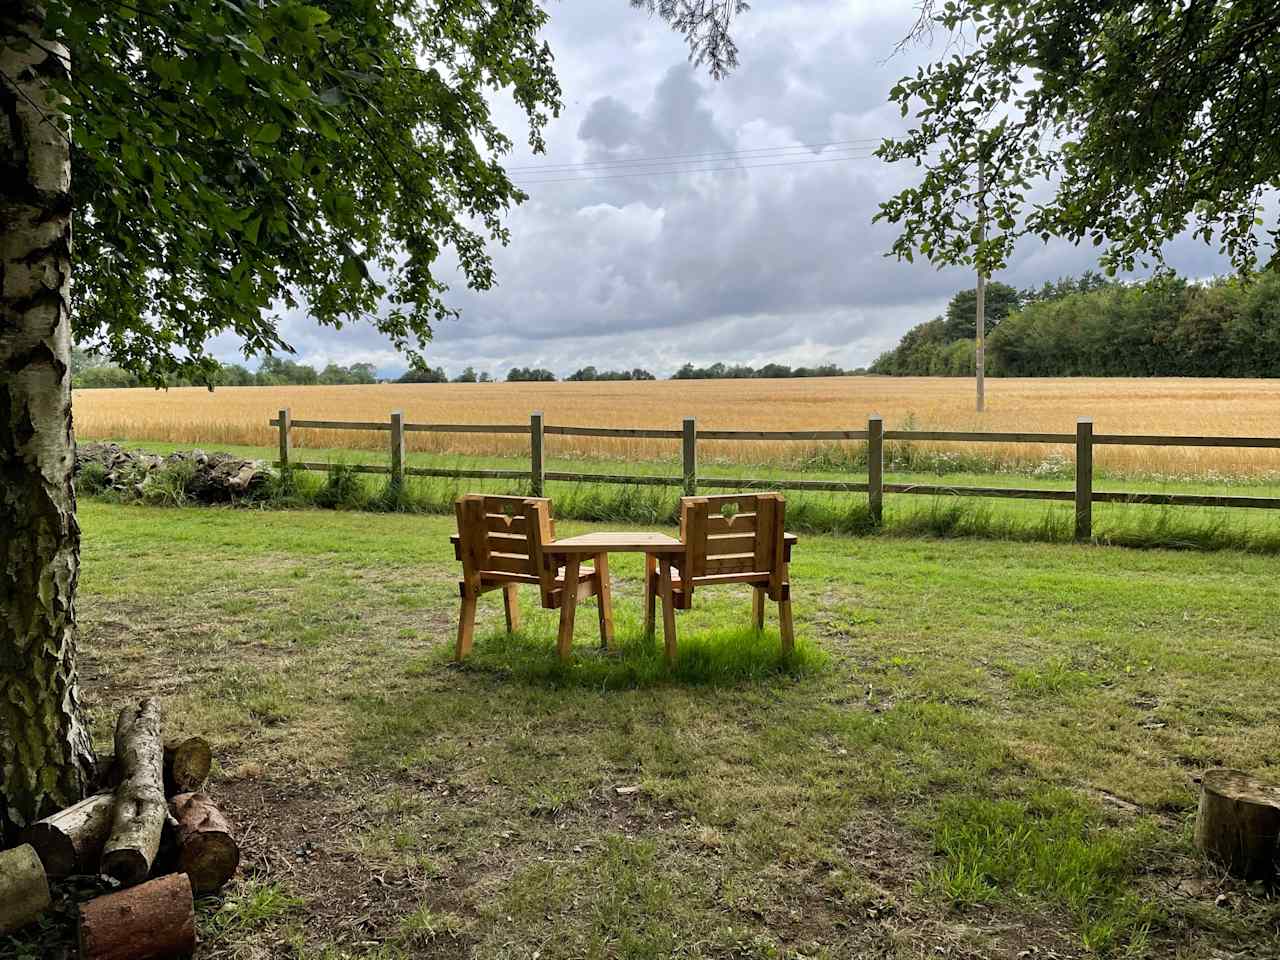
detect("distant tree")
(478, 371), (493, 383)
(506, 367), (556, 382)
(398, 366), (448, 384)
(454, 366), (479, 383)
(567, 365), (599, 381)
(349, 363), (378, 384)
(941, 282), (1022, 342)
(630, 368), (655, 380)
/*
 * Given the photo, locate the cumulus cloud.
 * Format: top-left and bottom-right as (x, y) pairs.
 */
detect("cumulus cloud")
(242, 0), (1237, 379)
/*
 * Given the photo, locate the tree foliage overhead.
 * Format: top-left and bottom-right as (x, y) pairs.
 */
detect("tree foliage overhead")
(875, 0), (1280, 275)
(34, 0), (559, 384)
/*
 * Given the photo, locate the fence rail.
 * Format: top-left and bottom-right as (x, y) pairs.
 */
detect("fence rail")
(268, 409), (1280, 540)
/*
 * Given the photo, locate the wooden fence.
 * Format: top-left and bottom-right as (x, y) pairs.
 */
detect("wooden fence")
(269, 408), (1280, 540)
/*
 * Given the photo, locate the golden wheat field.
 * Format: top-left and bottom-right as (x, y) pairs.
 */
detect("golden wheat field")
(73, 376), (1280, 478)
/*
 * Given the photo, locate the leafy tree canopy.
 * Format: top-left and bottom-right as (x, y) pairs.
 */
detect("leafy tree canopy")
(875, 0), (1280, 275)
(941, 281), (1021, 341)
(34, 0), (559, 384)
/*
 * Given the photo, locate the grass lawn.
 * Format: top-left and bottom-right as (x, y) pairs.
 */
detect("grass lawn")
(32, 501), (1280, 958)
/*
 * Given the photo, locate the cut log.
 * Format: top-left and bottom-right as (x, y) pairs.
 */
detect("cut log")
(0, 845), (52, 935)
(97, 736), (213, 796)
(169, 791), (240, 894)
(18, 791), (115, 877)
(1194, 767), (1280, 881)
(101, 699), (168, 885)
(78, 872), (195, 960)
(164, 737), (213, 794)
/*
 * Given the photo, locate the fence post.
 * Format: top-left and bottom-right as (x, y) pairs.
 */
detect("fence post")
(277, 408), (291, 469)
(530, 411), (545, 497)
(390, 410), (405, 489)
(868, 415), (884, 525)
(682, 417), (697, 497)
(1075, 417), (1093, 541)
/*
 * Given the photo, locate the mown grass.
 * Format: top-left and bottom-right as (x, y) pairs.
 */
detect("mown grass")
(11, 501), (1274, 960)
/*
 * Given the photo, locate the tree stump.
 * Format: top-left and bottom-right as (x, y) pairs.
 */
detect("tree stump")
(164, 737), (212, 795)
(78, 872), (195, 960)
(0, 844), (52, 935)
(1194, 767), (1280, 881)
(101, 699), (168, 885)
(18, 791), (115, 877)
(169, 791), (240, 893)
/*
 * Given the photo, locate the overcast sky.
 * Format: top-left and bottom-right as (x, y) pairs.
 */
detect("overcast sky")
(235, 0), (1237, 380)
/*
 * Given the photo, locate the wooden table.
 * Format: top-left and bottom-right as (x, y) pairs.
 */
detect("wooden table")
(545, 533), (684, 660)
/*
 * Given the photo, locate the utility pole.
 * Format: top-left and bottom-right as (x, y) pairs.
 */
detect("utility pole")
(975, 147), (986, 413)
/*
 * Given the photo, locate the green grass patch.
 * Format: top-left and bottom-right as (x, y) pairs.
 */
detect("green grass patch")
(458, 625), (826, 690)
(927, 789), (1161, 955)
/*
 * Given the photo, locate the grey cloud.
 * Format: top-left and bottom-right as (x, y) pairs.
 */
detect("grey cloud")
(234, 0), (1237, 380)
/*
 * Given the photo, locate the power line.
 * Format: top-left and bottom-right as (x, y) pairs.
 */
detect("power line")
(516, 152), (878, 185)
(504, 138), (881, 173)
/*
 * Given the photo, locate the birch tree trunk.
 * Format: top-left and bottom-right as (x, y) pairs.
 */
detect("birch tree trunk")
(0, 3), (95, 838)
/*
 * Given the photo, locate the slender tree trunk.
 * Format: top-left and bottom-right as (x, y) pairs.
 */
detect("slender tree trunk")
(0, 3), (95, 838)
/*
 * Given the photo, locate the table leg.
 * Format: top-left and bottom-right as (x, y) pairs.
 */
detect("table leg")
(643, 553), (657, 640)
(658, 557), (677, 664)
(594, 552), (615, 650)
(557, 556), (580, 660)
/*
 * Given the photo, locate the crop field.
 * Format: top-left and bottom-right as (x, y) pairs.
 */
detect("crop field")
(17, 501), (1275, 959)
(74, 376), (1280, 480)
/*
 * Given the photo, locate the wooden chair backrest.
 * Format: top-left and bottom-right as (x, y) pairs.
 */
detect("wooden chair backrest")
(679, 493), (786, 588)
(455, 494), (556, 599)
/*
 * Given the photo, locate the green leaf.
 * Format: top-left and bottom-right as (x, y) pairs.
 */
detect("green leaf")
(253, 123), (282, 144)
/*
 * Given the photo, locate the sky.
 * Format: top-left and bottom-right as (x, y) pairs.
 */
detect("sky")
(229, 0), (1238, 380)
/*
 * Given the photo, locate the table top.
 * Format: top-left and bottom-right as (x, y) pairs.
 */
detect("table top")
(547, 532), (685, 555)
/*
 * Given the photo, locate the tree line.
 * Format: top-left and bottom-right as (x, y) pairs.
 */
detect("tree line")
(73, 355), (864, 388)
(870, 271), (1280, 378)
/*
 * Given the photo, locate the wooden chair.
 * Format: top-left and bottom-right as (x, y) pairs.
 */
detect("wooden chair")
(451, 494), (612, 660)
(644, 493), (797, 659)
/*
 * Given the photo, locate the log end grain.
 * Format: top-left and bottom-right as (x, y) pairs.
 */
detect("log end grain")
(0, 844), (52, 936)
(99, 846), (151, 887)
(165, 737), (213, 795)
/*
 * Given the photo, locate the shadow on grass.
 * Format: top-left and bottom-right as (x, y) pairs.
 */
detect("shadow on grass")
(456, 625), (827, 690)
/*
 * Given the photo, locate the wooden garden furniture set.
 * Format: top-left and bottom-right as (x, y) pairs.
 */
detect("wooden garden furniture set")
(450, 492), (797, 662)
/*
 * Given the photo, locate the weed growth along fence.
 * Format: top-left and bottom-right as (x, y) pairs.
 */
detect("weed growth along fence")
(270, 409), (1280, 540)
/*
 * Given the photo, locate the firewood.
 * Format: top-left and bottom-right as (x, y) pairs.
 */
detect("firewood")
(97, 735), (213, 796)
(0, 844), (52, 935)
(1194, 767), (1280, 881)
(18, 791), (115, 877)
(101, 699), (168, 885)
(164, 737), (212, 794)
(169, 791), (240, 894)
(77, 872), (195, 960)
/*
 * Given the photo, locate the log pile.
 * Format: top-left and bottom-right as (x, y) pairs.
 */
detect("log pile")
(74, 442), (270, 502)
(3, 698), (240, 958)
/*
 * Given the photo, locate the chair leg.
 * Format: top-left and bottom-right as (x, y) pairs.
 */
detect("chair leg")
(778, 598), (795, 655)
(557, 556), (581, 660)
(502, 583), (520, 634)
(658, 558), (678, 664)
(456, 591), (478, 661)
(643, 554), (657, 640)
(751, 587), (766, 631)
(594, 553), (615, 650)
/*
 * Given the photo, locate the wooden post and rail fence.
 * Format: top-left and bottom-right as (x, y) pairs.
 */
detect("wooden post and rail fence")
(270, 408), (1280, 541)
